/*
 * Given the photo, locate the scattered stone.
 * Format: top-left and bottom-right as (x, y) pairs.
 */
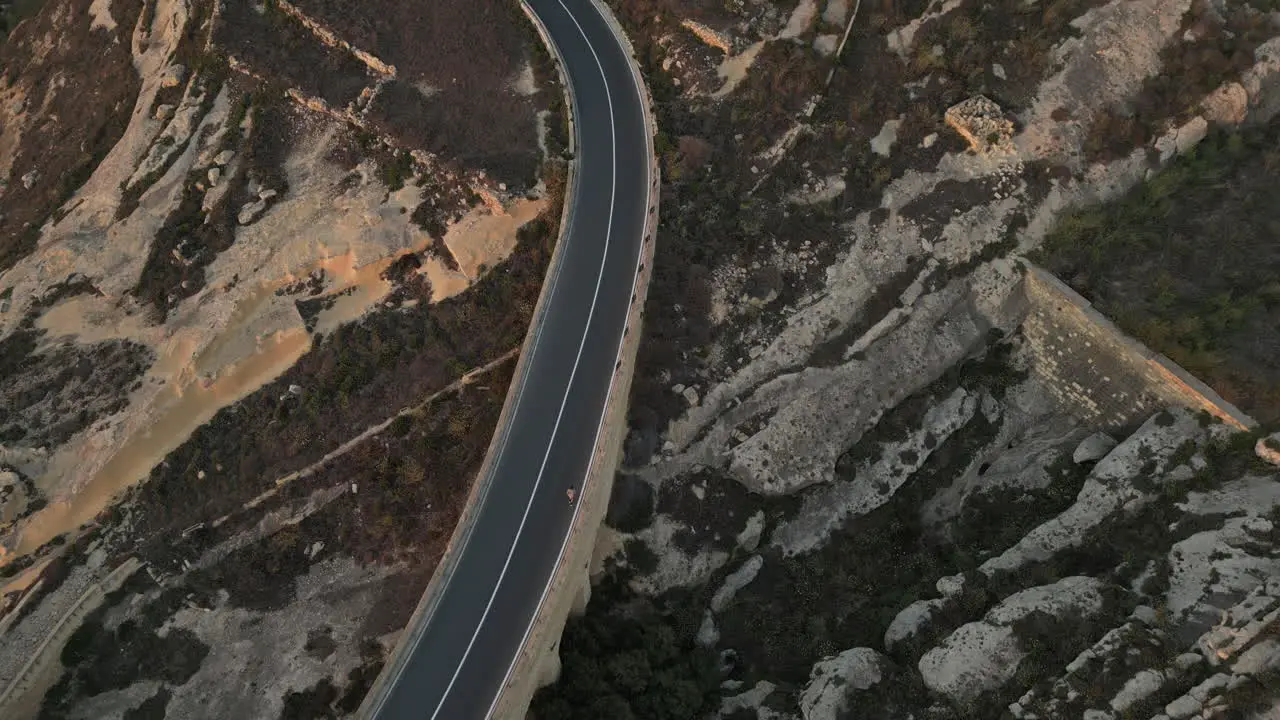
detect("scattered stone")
(206, 167), (221, 186)
(21, 170), (38, 189)
(944, 95), (1014, 154)
(154, 103), (175, 121)
(213, 149), (236, 166)
(921, 132), (938, 148)
(992, 62), (1007, 80)
(1073, 432), (1118, 464)
(1131, 605), (1159, 625)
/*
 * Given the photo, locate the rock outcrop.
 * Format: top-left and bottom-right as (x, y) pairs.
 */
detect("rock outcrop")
(799, 648), (888, 720)
(919, 576), (1111, 706)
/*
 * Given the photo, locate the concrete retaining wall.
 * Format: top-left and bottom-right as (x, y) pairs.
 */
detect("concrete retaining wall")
(1021, 263), (1255, 431)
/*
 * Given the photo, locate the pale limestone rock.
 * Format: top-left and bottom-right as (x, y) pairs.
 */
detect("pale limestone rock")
(1110, 669), (1166, 713)
(1233, 638), (1280, 676)
(1256, 432), (1280, 466)
(919, 577), (1108, 706)
(870, 118), (902, 157)
(800, 648), (887, 720)
(1073, 431), (1117, 463)
(238, 199), (268, 225)
(711, 555), (763, 612)
(1154, 116), (1208, 163)
(160, 63), (186, 89)
(944, 95), (1014, 153)
(697, 610), (719, 647)
(885, 599), (945, 651)
(737, 511), (765, 551)
(682, 386), (700, 406)
(981, 409), (1207, 577)
(936, 574), (965, 598)
(1164, 694), (1201, 719)
(721, 681), (777, 717)
(821, 0), (847, 26)
(813, 34), (838, 57)
(1202, 82), (1248, 125)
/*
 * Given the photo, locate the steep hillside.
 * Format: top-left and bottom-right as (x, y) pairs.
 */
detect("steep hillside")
(0, 0), (567, 716)
(533, 0), (1280, 718)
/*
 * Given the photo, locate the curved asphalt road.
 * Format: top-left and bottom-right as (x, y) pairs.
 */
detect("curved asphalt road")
(366, 1), (650, 718)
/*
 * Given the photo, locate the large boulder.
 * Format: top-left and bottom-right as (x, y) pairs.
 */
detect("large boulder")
(800, 648), (889, 720)
(1072, 431), (1117, 464)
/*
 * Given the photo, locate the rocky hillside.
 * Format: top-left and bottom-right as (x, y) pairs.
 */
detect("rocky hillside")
(0, 0), (566, 716)
(533, 0), (1280, 718)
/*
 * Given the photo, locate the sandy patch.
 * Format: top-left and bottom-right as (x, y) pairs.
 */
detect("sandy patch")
(5, 180), (547, 563)
(0, 558), (50, 600)
(510, 62), (538, 97)
(11, 327), (310, 558)
(35, 295), (157, 346)
(713, 41), (766, 99)
(443, 196), (545, 279)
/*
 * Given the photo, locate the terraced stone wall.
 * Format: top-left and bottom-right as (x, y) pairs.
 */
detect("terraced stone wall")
(1020, 263), (1255, 432)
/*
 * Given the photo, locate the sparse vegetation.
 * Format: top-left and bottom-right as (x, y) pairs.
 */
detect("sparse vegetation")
(530, 576), (720, 720)
(1084, 2), (1275, 162)
(1037, 122), (1280, 421)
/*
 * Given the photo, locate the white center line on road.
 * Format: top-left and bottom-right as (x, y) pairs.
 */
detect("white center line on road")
(480, 0), (654, 714)
(426, 0), (624, 717)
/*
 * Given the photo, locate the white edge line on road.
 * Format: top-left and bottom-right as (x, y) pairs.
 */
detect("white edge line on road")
(428, 0), (635, 716)
(365, 7), (586, 714)
(482, 0), (653, 716)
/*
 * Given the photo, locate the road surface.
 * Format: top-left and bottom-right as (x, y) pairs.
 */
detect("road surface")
(366, 0), (651, 717)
